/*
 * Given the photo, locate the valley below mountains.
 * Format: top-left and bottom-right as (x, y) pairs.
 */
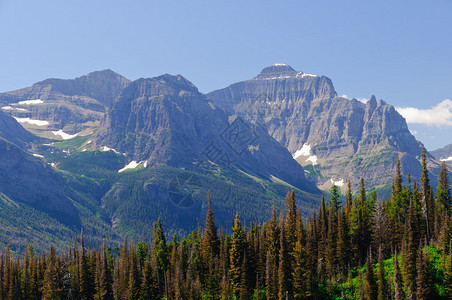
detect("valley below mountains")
(0, 65), (447, 253)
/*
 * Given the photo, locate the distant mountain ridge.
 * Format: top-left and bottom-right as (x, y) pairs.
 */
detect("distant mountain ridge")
(207, 64), (440, 190)
(0, 70), (130, 138)
(432, 144), (452, 162)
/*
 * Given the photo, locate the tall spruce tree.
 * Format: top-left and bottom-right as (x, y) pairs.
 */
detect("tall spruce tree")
(79, 232), (93, 300)
(202, 191), (220, 259)
(393, 252), (404, 300)
(346, 180), (353, 222)
(278, 220), (291, 300)
(436, 161), (451, 212)
(420, 147), (434, 243)
(230, 213), (246, 298)
(364, 250), (377, 300)
(404, 199), (419, 296)
(444, 245), (452, 298)
(376, 246), (387, 300)
(393, 156), (402, 198)
(416, 246), (434, 300)
(330, 185), (341, 210)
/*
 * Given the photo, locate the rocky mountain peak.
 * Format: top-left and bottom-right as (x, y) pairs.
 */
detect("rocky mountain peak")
(207, 66), (440, 191)
(255, 64), (298, 79)
(93, 74), (310, 189)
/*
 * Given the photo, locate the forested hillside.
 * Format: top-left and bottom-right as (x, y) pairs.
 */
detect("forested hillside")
(0, 148), (451, 299)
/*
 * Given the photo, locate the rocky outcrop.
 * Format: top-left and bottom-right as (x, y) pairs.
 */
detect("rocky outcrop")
(93, 74), (312, 190)
(207, 64), (440, 189)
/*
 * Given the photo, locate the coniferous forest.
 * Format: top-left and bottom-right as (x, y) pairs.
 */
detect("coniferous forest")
(1, 150), (452, 299)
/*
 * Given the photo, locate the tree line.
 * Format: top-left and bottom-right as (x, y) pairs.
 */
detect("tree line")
(0, 148), (451, 299)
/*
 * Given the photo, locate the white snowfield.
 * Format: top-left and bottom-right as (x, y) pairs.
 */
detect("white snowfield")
(14, 99), (44, 105)
(14, 117), (49, 126)
(32, 153), (44, 158)
(305, 155), (318, 165)
(296, 72), (318, 78)
(293, 143), (318, 165)
(330, 178), (344, 187)
(441, 156), (452, 162)
(293, 144), (312, 159)
(52, 130), (78, 140)
(118, 161), (140, 173)
(101, 146), (121, 154)
(118, 160), (149, 173)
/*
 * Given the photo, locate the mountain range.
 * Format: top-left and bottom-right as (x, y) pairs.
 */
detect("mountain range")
(0, 65), (447, 252)
(207, 64), (441, 191)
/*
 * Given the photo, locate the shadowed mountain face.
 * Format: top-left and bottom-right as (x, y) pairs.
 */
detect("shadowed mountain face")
(0, 70), (131, 137)
(0, 112), (80, 227)
(93, 74), (311, 190)
(207, 64), (440, 189)
(0, 110), (37, 149)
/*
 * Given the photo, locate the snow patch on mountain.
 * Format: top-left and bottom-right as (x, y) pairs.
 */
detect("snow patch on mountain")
(14, 99), (44, 105)
(14, 117), (49, 126)
(118, 161), (140, 173)
(330, 178), (344, 187)
(293, 144), (318, 165)
(306, 155), (318, 165)
(52, 130), (78, 140)
(293, 144), (312, 159)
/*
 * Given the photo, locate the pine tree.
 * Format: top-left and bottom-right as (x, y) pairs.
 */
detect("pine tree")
(364, 250), (377, 300)
(404, 199), (419, 296)
(393, 156), (402, 198)
(153, 217), (169, 297)
(336, 209), (350, 273)
(42, 246), (63, 300)
(292, 237), (309, 299)
(350, 179), (372, 265)
(99, 245), (114, 300)
(444, 245), (452, 298)
(420, 147), (434, 243)
(326, 205), (337, 277)
(416, 246), (434, 300)
(79, 231), (93, 300)
(230, 213), (246, 298)
(436, 161), (451, 212)
(128, 248), (141, 300)
(202, 191), (220, 259)
(139, 260), (160, 300)
(330, 185), (341, 210)
(346, 180), (353, 223)
(278, 220), (291, 300)
(266, 206), (280, 299)
(238, 253), (250, 300)
(376, 246), (387, 300)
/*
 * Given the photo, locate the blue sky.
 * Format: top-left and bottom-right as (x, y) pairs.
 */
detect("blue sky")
(1, 0), (451, 150)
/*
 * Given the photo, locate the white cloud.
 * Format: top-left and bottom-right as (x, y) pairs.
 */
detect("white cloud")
(396, 99), (452, 126)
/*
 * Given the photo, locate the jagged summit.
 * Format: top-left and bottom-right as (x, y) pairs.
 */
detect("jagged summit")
(255, 64), (318, 80)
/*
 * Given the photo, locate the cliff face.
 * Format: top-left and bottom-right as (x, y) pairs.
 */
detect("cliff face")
(208, 64), (439, 189)
(93, 74), (311, 190)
